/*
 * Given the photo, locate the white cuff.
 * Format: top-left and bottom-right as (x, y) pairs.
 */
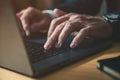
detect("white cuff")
(42, 10), (56, 18)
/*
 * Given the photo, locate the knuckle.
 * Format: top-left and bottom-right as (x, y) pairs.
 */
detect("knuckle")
(27, 7), (34, 11)
(26, 7), (35, 13)
(66, 21), (74, 28)
(56, 25), (63, 31)
(51, 19), (57, 24)
(69, 22), (74, 26)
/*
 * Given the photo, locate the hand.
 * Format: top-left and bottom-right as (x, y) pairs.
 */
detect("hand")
(17, 7), (53, 36)
(44, 11), (112, 50)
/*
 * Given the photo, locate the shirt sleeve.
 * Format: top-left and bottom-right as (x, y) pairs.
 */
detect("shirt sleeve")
(103, 12), (120, 41)
(50, 0), (102, 15)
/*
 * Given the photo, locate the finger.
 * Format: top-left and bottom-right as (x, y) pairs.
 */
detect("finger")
(47, 18), (68, 38)
(53, 8), (67, 17)
(56, 21), (76, 48)
(20, 10), (32, 36)
(30, 14), (52, 32)
(21, 19), (30, 36)
(16, 9), (25, 18)
(44, 22), (66, 50)
(47, 13), (72, 38)
(70, 27), (90, 48)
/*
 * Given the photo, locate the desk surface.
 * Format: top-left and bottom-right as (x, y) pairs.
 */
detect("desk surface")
(0, 43), (120, 80)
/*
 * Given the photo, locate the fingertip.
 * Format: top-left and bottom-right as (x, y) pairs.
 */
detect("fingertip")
(16, 9), (25, 18)
(70, 36), (83, 49)
(44, 43), (51, 50)
(53, 8), (67, 17)
(44, 44), (47, 50)
(22, 23), (30, 36)
(25, 30), (30, 36)
(70, 42), (77, 48)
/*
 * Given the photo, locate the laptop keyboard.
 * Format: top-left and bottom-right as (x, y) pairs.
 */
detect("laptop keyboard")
(25, 36), (95, 63)
(26, 41), (70, 63)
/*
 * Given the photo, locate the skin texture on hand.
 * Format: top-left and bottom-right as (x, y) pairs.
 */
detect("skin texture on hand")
(17, 7), (53, 36)
(44, 10), (112, 50)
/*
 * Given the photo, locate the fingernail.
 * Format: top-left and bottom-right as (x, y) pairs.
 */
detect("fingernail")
(55, 42), (62, 48)
(26, 30), (30, 36)
(44, 44), (51, 50)
(70, 43), (77, 48)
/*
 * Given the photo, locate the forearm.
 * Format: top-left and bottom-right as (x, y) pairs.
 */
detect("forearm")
(43, 0), (103, 19)
(50, 0), (102, 15)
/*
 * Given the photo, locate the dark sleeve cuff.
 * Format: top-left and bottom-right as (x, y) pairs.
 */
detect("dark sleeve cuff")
(111, 22), (120, 41)
(103, 12), (120, 41)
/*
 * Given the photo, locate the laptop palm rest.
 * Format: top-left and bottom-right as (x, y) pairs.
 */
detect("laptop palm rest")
(27, 36), (112, 76)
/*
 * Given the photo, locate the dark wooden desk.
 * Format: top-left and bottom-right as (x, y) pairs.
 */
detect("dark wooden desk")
(0, 43), (120, 80)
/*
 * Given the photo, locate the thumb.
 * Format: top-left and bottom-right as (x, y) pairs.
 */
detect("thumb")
(53, 8), (67, 17)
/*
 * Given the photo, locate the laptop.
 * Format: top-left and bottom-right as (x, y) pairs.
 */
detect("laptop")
(0, 0), (112, 77)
